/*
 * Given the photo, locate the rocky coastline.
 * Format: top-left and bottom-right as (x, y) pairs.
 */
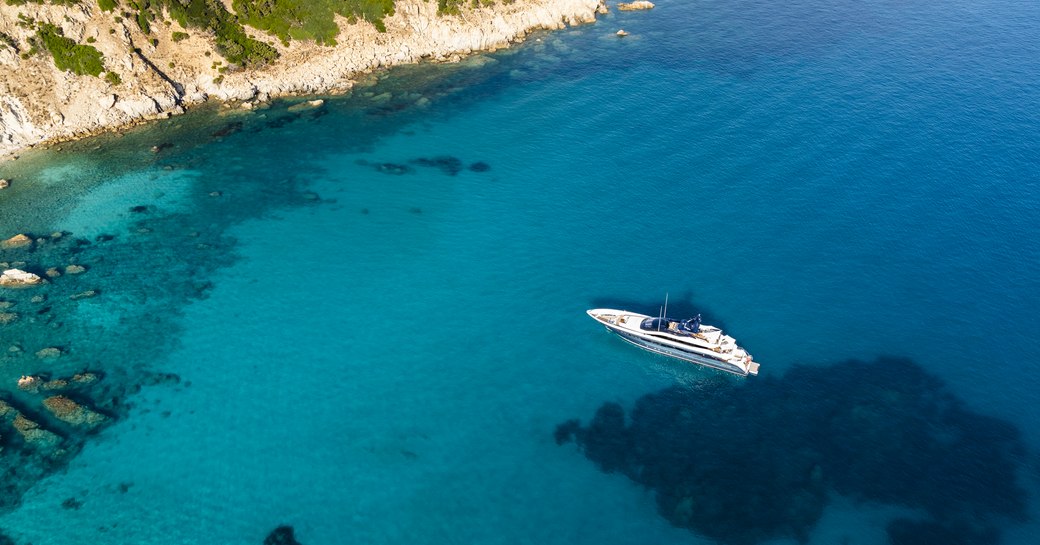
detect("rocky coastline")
(0, 0), (606, 161)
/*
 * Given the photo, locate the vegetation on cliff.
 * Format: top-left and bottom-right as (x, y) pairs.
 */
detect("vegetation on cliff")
(159, 0), (281, 66)
(233, 0), (396, 43)
(35, 22), (106, 77)
(437, 0), (501, 16)
(5, 0), (506, 71)
(88, 0), (395, 66)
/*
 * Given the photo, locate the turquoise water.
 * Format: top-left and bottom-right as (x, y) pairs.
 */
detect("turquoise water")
(1, 0), (1039, 543)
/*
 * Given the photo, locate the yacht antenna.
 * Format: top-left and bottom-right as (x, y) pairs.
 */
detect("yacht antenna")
(658, 292), (669, 331)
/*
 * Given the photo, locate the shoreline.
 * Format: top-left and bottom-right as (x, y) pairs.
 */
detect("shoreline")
(0, 0), (606, 163)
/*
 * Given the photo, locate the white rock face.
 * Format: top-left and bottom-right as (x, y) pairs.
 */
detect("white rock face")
(0, 269), (44, 287)
(0, 0), (605, 159)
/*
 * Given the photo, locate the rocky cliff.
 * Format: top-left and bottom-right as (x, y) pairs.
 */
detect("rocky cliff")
(0, 0), (603, 159)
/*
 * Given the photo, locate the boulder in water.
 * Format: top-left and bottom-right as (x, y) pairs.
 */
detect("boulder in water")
(618, 1), (654, 10)
(1, 269), (44, 287)
(1, 234), (33, 249)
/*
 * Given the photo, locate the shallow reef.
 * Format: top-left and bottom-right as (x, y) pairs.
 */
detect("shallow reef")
(556, 357), (1029, 545)
(0, 100), (337, 516)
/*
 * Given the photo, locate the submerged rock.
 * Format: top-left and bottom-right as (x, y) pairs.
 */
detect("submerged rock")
(70, 290), (99, 300)
(42, 379), (69, 391)
(65, 264), (87, 275)
(35, 347), (62, 359)
(618, 1), (655, 10)
(287, 99), (324, 112)
(0, 179), (9, 189)
(72, 372), (99, 384)
(374, 163), (413, 175)
(264, 526), (303, 545)
(211, 121), (244, 138)
(0, 312), (17, 325)
(0, 269), (44, 287)
(43, 396), (108, 428)
(1, 234), (33, 249)
(411, 156), (464, 176)
(12, 413), (62, 450)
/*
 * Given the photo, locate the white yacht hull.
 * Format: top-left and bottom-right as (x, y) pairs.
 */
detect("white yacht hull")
(587, 308), (760, 376)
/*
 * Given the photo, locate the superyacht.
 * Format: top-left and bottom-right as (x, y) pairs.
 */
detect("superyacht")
(586, 308), (760, 376)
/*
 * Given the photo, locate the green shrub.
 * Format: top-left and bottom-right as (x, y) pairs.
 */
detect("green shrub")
(438, 0), (465, 15)
(37, 23), (106, 77)
(136, 10), (151, 33)
(98, 0), (118, 11)
(0, 32), (17, 52)
(163, 0), (278, 66)
(172, 31), (189, 42)
(105, 71), (122, 85)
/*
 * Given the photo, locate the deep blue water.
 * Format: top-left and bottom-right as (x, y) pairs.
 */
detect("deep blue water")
(0, 0), (1038, 544)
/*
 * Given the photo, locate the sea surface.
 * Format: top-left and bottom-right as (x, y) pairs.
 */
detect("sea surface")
(1, 0), (1039, 544)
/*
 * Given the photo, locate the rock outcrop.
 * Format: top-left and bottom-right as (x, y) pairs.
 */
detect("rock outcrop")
(0, 269), (44, 287)
(42, 396), (108, 429)
(0, 0), (605, 159)
(618, 1), (655, 10)
(0, 234), (32, 249)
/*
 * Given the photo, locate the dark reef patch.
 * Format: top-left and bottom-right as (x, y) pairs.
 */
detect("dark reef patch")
(61, 497), (82, 510)
(211, 121), (244, 138)
(263, 525), (302, 545)
(410, 156), (464, 176)
(557, 357), (1028, 545)
(886, 518), (998, 545)
(468, 161), (491, 172)
(265, 113), (302, 130)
